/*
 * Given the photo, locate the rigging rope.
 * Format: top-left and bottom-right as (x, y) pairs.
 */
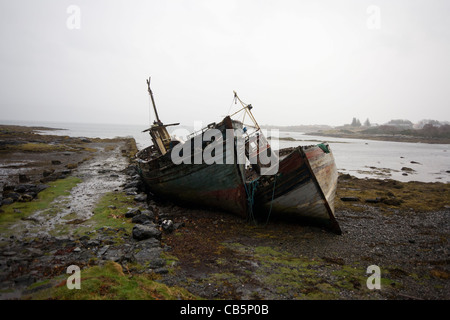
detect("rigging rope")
(226, 95), (237, 116)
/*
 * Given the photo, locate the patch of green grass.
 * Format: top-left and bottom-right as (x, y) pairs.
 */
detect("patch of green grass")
(301, 282), (339, 300)
(162, 252), (179, 268)
(331, 265), (367, 291)
(331, 264), (398, 293)
(26, 279), (52, 291)
(254, 250), (321, 298)
(336, 176), (450, 212)
(220, 243), (397, 299)
(209, 272), (241, 284)
(82, 147), (98, 153)
(7, 142), (71, 152)
(215, 258), (227, 266)
(73, 191), (136, 238)
(0, 177), (82, 230)
(26, 261), (199, 300)
(221, 243), (325, 298)
(254, 246), (285, 257)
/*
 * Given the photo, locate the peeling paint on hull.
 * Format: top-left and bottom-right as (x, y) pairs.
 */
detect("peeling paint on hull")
(251, 144), (341, 234)
(139, 159), (247, 217)
(137, 117), (248, 218)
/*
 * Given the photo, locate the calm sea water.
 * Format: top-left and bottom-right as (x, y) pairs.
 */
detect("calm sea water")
(1, 120), (448, 183)
(277, 131), (449, 183)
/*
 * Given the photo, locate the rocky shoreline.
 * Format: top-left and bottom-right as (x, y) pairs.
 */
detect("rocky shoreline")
(0, 164), (174, 299)
(0, 124), (188, 298)
(0, 125), (449, 300)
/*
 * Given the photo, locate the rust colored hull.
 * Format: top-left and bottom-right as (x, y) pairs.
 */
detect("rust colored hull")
(251, 144), (341, 234)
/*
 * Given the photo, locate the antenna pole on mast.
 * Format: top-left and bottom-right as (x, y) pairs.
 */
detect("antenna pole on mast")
(146, 77), (162, 124)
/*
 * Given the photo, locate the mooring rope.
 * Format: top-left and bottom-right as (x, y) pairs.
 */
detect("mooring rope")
(264, 175), (278, 226)
(244, 177), (259, 225)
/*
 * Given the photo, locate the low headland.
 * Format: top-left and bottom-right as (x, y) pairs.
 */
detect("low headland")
(264, 119), (450, 144)
(309, 126), (450, 144)
(0, 124), (448, 301)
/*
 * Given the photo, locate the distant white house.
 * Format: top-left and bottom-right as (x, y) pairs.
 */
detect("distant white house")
(384, 119), (414, 129)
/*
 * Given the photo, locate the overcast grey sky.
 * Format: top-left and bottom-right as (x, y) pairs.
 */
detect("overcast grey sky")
(1, 0), (449, 127)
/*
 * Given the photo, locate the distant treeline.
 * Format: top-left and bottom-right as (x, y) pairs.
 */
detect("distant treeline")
(346, 118), (449, 129)
(363, 124), (450, 139)
(401, 124), (450, 139)
(263, 119), (450, 139)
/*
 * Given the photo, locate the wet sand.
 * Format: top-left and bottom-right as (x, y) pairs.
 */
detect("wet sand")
(0, 125), (448, 300)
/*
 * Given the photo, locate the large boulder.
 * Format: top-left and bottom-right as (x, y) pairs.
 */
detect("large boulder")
(134, 247), (163, 266)
(125, 208), (141, 218)
(131, 213), (154, 225)
(132, 224), (161, 241)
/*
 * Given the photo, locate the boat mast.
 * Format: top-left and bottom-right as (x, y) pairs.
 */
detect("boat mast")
(143, 76), (174, 155)
(147, 77), (162, 125)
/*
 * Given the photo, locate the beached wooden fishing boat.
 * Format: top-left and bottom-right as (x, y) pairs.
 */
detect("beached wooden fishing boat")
(247, 144), (341, 234)
(230, 92), (341, 233)
(136, 82), (340, 231)
(136, 78), (247, 217)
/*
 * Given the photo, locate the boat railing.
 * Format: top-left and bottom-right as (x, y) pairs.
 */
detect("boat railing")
(186, 122), (217, 140)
